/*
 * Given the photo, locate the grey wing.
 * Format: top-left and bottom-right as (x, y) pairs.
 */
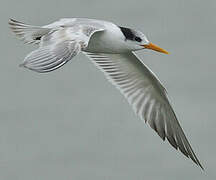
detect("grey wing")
(20, 40), (81, 73)
(9, 18), (106, 45)
(43, 18), (107, 30)
(85, 52), (203, 169)
(20, 26), (105, 73)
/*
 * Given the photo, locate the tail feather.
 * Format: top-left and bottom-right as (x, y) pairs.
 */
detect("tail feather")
(9, 18), (51, 44)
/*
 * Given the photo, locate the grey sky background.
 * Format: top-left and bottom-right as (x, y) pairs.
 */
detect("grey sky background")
(1, 0), (215, 179)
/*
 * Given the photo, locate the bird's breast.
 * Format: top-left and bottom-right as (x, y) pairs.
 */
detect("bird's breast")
(85, 26), (129, 54)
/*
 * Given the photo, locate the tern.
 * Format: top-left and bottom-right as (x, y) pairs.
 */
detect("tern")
(9, 18), (203, 169)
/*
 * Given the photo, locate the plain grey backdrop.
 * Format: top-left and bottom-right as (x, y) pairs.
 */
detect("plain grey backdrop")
(1, 0), (215, 179)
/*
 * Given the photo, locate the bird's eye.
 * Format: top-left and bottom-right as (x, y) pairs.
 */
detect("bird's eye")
(134, 37), (142, 42)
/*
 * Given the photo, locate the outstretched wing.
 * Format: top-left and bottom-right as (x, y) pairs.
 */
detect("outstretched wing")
(20, 40), (81, 73)
(19, 25), (105, 73)
(85, 51), (203, 169)
(9, 18), (106, 45)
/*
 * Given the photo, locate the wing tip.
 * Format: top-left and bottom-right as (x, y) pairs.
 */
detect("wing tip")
(8, 18), (16, 25)
(154, 126), (204, 170)
(19, 62), (46, 73)
(198, 162), (204, 171)
(19, 62), (25, 68)
(191, 155), (204, 170)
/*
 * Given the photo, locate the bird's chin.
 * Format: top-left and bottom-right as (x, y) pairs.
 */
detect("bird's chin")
(133, 45), (145, 51)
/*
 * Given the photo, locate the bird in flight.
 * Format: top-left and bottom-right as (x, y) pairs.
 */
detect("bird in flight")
(9, 18), (203, 169)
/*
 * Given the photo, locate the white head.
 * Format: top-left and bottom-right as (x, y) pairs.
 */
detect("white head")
(119, 26), (168, 54)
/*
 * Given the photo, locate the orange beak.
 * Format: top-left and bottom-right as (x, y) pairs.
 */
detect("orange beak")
(142, 42), (169, 54)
